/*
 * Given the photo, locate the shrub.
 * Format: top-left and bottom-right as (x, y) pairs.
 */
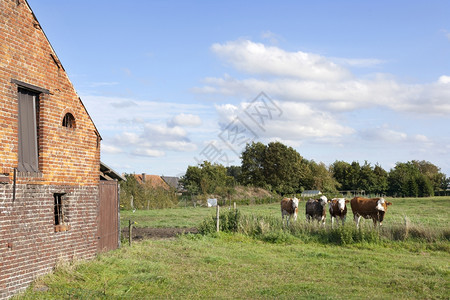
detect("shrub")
(198, 209), (241, 235)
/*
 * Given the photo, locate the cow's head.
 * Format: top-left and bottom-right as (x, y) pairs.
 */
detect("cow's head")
(375, 198), (392, 212)
(292, 197), (299, 220)
(375, 198), (392, 224)
(336, 198), (348, 212)
(319, 195), (328, 207)
(291, 197), (299, 209)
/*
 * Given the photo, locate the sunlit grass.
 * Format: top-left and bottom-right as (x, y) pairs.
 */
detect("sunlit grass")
(17, 233), (450, 299)
(121, 196), (450, 231)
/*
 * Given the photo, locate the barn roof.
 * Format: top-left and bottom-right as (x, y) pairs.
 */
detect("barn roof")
(161, 176), (183, 191)
(100, 161), (126, 181)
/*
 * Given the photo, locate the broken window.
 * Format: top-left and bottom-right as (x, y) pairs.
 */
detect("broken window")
(54, 193), (65, 225)
(53, 193), (70, 232)
(62, 112), (76, 128)
(17, 88), (40, 172)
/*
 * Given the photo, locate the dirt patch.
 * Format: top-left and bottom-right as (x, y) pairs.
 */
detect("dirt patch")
(121, 227), (198, 241)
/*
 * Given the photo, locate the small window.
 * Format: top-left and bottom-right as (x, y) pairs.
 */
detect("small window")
(62, 113), (76, 128)
(54, 193), (69, 232)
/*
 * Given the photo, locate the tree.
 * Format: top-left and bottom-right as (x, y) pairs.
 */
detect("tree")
(180, 161), (235, 197)
(119, 174), (177, 210)
(388, 161), (434, 197)
(358, 161), (376, 193)
(331, 160), (353, 191)
(120, 174), (145, 209)
(226, 165), (242, 184)
(263, 142), (303, 194)
(373, 164), (388, 195)
(307, 160), (339, 193)
(331, 160), (361, 191)
(412, 160), (446, 192)
(240, 142), (267, 187)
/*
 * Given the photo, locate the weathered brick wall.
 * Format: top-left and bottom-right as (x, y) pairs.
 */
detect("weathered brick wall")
(0, 184), (99, 299)
(0, 0), (100, 186)
(0, 1), (104, 298)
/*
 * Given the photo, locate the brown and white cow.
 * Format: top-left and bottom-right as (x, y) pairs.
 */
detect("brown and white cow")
(328, 198), (349, 227)
(350, 197), (392, 228)
(305, 196), (328, 225)
(281, 197), (299, 226)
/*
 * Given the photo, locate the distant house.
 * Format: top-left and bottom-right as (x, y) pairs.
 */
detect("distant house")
(0, 1), (118, 298)
(301, 190), (322, 198)
(162, 176), (185, 192)
(134, 173), (171, 191)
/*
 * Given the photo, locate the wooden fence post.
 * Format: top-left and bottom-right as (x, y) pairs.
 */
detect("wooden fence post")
(129, 220), (133, 246)
(233, 202), (236, 210)
(216, 205), (220, 232)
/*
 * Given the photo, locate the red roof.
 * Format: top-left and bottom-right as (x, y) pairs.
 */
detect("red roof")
(134, 174), (171, 191)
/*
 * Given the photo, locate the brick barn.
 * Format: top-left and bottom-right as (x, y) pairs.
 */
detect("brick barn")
(0, 1), (119, 298)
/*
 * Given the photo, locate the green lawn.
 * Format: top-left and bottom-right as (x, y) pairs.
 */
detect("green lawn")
(121, 196), (450, 230)
(17, 233), (449, 299)
(17, 196), (450, 299)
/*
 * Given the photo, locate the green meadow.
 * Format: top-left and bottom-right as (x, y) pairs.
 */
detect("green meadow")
(17, 197), (450, 299)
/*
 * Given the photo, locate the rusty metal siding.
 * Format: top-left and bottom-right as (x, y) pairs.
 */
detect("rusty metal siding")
(98, 181), (119, 252)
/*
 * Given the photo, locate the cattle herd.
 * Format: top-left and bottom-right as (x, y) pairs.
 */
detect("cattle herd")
(281, 196), (392, 228)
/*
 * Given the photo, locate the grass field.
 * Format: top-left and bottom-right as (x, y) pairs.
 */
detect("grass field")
(16, 197), (450, 299)
(120, 196), (450, 230)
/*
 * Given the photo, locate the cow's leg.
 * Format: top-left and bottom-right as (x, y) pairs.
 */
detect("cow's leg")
(341, 215), (346, 226)
(372, 217), (377, 228)
(331, 216), (335, 228)
(354, 214), (361, 228)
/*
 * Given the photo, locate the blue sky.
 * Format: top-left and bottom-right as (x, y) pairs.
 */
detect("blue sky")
(29, 0), (450, 177)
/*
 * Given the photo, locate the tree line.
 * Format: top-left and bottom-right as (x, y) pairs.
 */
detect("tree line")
(181, 141), (449, 198)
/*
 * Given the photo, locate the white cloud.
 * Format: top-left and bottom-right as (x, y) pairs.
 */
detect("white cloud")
(132, 148), (165, 157)
(114, 132), (140, 145)
(196, 73), (450, 116)
(197, 40), (450, 116)
(215, 100), (354, 142)
(359, 126), (434, 147)
(101, 144), (123, 154)
(330, 57), (386, 68)
(141, 124), (187, 141)
(211, 40), (351, 81)
(168, 113), (202, 127)
(438, 75), (450, 84)
(360, 126), (407, 142)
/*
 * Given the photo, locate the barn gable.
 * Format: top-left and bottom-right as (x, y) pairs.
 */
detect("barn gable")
(0, 1), (116, 298)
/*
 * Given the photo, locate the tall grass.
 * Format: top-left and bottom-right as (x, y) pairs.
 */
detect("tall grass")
(198, 208), (450, 249)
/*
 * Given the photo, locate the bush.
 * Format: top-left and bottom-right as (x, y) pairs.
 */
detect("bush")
(120, 174), (178, 210)
(198, 209), (241, 235)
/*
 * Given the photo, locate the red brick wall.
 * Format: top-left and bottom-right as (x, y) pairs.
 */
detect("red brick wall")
(0, 1), (103, 298)
(0, 184), (99, 299)
(0, 0), (100, 186)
